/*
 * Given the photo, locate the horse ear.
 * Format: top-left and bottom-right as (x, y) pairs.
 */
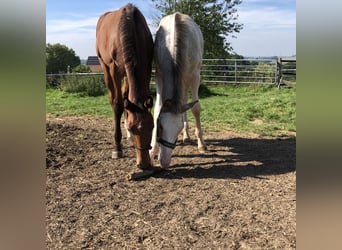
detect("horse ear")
(144, 96), (153, 109)
(179, 100), (198, 113)
(161, 99), (176, 113)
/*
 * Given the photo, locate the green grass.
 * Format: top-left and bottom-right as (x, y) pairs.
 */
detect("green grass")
(192, 84), (296, 136)
(46, 89), (112, 117)
(46, 84), (296, 137)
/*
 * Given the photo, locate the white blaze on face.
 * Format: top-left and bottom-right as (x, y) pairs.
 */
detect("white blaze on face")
(158, 111), (183, 168)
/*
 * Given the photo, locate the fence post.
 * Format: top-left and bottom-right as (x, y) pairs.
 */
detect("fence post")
(276, 57), (282, 88)
(234, 60), (237, 83)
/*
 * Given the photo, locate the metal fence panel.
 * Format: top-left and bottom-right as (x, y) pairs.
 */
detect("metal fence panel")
(47, 58), (296, 87)
(200, 58), (277, 85)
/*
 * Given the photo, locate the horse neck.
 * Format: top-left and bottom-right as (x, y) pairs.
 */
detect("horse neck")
(126, 69), (150, 105)
(120, 4), (152, 105)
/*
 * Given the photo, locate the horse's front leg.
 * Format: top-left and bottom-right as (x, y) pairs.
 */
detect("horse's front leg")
(122, 78), (133, 146)
(112, 98), (124, 158)
(107, 66), (124, 159)
(150, 92), (161, 163)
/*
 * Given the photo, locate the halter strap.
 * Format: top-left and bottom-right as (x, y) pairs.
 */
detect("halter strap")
(134, 144), (152, 151)
(157, 137), (176, 149)
(156, 116), (177, 149)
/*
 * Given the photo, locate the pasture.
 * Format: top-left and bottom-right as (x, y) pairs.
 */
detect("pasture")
(46, 84), (296, 136)
(46, 84), (296, 248)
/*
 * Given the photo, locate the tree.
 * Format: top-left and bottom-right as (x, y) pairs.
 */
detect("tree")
(46, 43), (80, 74)
(151, 0), (243, 58)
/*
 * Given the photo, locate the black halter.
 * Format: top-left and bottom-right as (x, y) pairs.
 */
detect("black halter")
(156, 115), (177, 149)
(157, 137), (176, 149)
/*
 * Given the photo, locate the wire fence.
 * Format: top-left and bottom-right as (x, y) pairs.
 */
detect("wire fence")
(46, 58), (296, 88)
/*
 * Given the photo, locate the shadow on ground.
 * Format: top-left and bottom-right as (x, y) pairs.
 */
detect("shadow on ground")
(154, 136), (296, 180)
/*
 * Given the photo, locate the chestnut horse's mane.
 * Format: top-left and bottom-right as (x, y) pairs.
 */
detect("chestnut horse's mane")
(119, 4), (137, 75)
(119, 4), (153, 104)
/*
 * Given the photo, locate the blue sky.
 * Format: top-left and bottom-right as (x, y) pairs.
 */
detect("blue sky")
(46, 0), (296, 59)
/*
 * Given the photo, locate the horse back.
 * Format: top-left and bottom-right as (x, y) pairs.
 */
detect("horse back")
(96, 10), (122, 67)
(96, 4), (154, 102)
(96, 4), (153, 78)
(155, 12), (203, 104)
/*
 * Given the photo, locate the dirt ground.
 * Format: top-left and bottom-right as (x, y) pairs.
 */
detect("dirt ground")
(46, 115), (296, 249)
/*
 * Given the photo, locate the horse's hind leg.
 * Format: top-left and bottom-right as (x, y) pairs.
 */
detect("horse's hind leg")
(190, 73), (207, 153)
(191, 101), (207, 153)
(181, 89), (191, 143)
(182, 111), (191, 143)
(124, 117), (133, 145)
(122, 78), (133, 146)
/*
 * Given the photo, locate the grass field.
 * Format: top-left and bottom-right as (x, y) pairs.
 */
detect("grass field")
(46, 84), (295, 137)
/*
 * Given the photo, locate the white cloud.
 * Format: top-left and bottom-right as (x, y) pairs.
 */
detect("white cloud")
(46, 15), (158, 59)
(46, 16), (99, 58)
(47, 17), (98, 34)
(46, 1), (296, 58)
(230, 5), (296, 56)
(238, 7), (296, 30)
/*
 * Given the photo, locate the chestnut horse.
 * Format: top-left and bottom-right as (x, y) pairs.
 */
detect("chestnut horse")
(150, 12), (207, 168)
(96, 4), (154, 170)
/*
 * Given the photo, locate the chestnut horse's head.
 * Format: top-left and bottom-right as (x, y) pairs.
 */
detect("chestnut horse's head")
(124, 96), (154, 170)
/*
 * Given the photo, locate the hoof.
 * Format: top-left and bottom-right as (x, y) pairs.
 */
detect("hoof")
(112, 151), (123, 159)
(137, 163), (153, 171)
(198, 146), (207, 154)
